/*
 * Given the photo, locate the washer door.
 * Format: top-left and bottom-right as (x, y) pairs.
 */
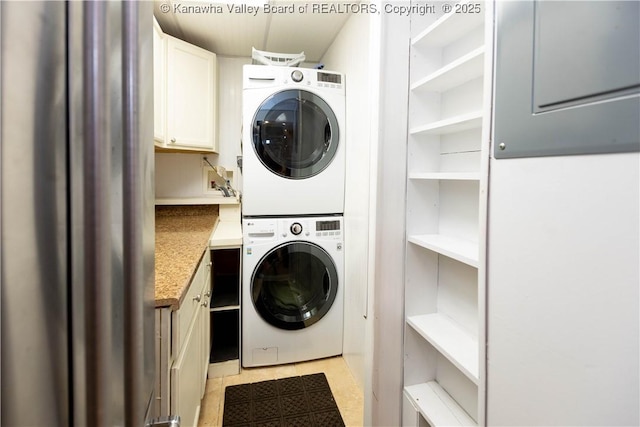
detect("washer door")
(251, 241), (338, 330)
(252, 89), (339, 179)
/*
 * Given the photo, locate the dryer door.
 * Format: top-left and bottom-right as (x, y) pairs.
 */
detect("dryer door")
(252, 89), (339, 179)
(251, 241), (338, 330)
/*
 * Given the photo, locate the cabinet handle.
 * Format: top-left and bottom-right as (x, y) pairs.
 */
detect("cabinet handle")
(204, 290), (211, 297)
(202, 300), (209, 308)
(170, 137), (176, 143)
(193, 294), (201, 303)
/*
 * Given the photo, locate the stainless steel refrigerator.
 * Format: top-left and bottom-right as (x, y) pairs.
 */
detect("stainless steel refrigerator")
(1, 1), (156, 425)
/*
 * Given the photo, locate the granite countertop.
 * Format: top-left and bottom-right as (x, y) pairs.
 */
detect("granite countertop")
(155, 205), (219, 308)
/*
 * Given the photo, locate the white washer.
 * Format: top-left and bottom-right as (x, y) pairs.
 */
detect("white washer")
(242, 216), (344, 367)
(242, 65), (346, 216)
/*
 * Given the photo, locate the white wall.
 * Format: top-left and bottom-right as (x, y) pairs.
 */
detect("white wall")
(216, 56), (252, 192)
(155, 152), (208, 198)
(368, 10), (410, 427)
(486, 152), (640, 425)
(320, 12), (376, 393)
(155, 56), (249, 198)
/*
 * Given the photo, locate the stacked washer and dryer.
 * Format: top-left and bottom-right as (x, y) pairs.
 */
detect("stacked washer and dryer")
(241, 65), (346, 367)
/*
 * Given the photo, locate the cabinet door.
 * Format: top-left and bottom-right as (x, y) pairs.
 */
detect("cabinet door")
(166, 36), (216, 151)
(173, 252), (208, 354)
(153, 19), (166, 144)
(494, 0), (639, 158)
(201, 253), (212, 394)
(171, 306), (203, 427)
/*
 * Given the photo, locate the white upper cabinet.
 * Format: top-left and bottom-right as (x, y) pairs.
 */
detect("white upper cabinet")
(154, 20), (217, 152)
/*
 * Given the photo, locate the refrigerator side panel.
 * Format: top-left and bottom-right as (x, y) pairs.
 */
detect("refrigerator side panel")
(0, 2), (70, 425)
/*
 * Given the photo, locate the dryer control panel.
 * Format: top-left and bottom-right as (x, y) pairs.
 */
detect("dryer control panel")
(243, 65), (345, 94)
(315, 71), (343, 90)
(318, 72), (342, 85)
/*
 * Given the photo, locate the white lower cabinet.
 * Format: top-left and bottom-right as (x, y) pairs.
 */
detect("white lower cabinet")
(156, 249), (211, 425)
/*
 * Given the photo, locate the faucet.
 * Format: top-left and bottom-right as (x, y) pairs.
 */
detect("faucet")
(203, 157), (236, 197)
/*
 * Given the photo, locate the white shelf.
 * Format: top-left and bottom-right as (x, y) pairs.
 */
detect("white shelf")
(155, 196), (240, 205)
(408, 234), (479, 268)
(412, 2), (485, 48)
(410, 111), (483, 136)
(412, 47), (485, 93)
(211, 305), (240, 312)
(409, 172), (480, 181)
(405, 382), (477, 427)
(407, 313), (479, 384)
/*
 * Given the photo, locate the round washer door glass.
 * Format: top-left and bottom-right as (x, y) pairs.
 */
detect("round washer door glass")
(251, 242), (338, 330)
(252, 89), (339, 179)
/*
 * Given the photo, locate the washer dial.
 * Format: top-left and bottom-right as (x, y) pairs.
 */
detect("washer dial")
(290, 222), (303, 235)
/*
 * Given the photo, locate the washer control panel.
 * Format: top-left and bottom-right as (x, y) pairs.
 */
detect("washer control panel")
(245, 217), (343, 242)
(314, 219), (341, 238)
(282, 219), (342, 239)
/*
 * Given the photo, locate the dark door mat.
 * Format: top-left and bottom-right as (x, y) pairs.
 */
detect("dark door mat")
(222, 373), (346, 427)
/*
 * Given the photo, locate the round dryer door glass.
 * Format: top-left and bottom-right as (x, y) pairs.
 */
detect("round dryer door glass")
(252, 89), (339, 179)
(251, 242), (338, 330)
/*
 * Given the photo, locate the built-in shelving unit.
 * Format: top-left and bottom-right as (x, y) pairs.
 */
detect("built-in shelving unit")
(403, 1), (492, 426)
(208, 220), (243, 379)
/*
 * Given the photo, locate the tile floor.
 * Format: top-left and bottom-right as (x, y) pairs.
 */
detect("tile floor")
(197, 356), (364, 426)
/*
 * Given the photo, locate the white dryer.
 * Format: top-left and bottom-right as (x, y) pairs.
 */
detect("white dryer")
(242, 216), (344, 367)
(242, 65), (346, 216)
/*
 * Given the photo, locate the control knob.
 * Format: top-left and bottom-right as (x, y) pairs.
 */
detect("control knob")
(290, 222), (303, 235)
(291, 70), (304, 83)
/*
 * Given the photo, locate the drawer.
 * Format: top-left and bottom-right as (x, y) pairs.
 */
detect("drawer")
(172, 250), (210, 356)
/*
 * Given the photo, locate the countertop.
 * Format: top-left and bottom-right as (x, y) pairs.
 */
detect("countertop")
(155, 205), (219, 308)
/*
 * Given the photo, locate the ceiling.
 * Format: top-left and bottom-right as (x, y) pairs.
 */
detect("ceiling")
(153, 0), (356, 63)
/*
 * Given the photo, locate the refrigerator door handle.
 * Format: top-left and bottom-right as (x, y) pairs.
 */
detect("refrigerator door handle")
(82, 2), (114, 425)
